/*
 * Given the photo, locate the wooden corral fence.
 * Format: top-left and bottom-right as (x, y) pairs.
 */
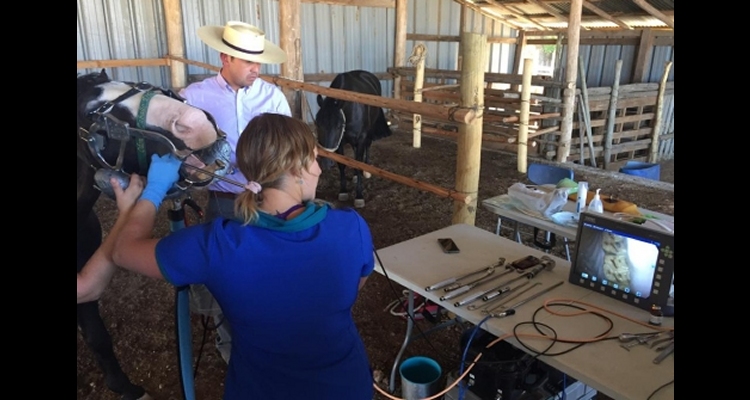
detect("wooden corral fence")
(77, 33), (488, 225)
(390, 66), (563, 152)
(390, 62), (675, 171)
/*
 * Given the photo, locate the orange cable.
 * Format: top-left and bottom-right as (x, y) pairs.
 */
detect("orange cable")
(372, 297), (674, 399)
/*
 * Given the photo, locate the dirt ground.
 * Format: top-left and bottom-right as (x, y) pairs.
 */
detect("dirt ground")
(77, 131), (674, 400)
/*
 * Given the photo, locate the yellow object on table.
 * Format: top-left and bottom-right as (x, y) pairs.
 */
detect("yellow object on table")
(568, 192), (640, 215)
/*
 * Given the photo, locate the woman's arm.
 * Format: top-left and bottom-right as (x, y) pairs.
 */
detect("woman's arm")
(112, 154), (183, 280)
(77, 174), (144, 303)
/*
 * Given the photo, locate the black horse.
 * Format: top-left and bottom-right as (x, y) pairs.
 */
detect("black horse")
(315, 70), (392, 208)
(77, 70), (231, 399)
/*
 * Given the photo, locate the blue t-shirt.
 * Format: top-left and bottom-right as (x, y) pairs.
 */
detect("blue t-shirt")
(156, 203), (375, 400)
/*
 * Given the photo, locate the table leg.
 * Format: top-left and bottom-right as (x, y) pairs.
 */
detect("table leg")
(389, 288), (415, 393)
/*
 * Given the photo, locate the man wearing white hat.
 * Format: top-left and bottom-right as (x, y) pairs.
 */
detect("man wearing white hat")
(179, 21), (291, 363)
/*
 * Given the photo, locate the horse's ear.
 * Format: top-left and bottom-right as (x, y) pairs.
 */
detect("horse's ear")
(317, 94), (324, 107)
(99, 69), (109, 79)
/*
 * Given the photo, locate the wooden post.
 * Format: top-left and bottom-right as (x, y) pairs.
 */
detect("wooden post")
(457, 3), (466, 70)
(649, 61), (673, 163)
(163, 0), (186, 89)
(578, 55), (596, 168)
(393, 0), (408, 101)
(452, 32), (486, 226)
(517, 58), (533, 173)
(543, 33), (565, 158)
(556, 0), (583, 163)
(632, 29), (655, 83)
(409, 43), (427, 148)
(603, 59), (622, 169)
(279, 0), (304, 119)
(512, 31), (527, 92)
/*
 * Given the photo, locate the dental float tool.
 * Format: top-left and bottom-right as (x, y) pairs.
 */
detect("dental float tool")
(180, 162), (247, 188)
(459, 271), (535, 308)
(465, 280), (532, 310)
(424, 258), (505, 292)
(461, 255), (556, 309)
(481, 282), (542, 313)
(439, 264), (516, 302)
(486, 281), (565, 318)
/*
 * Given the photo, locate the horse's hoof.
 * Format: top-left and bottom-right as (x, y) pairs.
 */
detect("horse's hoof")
(121, 391), (152, 400)
(354, 199), (365, 208)
(363, 171), (372, 179)
(338, 193), (349, 201)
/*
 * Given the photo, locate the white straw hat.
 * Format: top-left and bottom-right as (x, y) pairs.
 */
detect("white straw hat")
(197, 21), (287, 64)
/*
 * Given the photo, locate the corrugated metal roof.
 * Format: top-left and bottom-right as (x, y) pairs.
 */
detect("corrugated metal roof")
(459, 0), (674, 31)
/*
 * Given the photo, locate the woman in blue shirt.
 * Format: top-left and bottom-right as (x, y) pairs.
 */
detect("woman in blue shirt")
(112, 113), (375, 400)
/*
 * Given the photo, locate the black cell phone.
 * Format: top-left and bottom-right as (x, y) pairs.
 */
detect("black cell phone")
(437, 238), (460, 254)
(511, 255), (541, 271)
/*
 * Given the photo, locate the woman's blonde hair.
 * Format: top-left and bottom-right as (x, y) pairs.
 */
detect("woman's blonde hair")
(234, 113), (318, 225)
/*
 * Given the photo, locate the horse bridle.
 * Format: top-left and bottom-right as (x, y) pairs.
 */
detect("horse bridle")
(318, 108), (347, 152)
(79, 81), (231, 196)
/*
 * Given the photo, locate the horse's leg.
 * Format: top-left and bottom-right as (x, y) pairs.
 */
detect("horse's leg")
(353, 144), (367, 208)
(78, 302), (148, 400)
(337, 147), (349, 202)
(362, 147), (372, 179)
(77, 212), (149, 400)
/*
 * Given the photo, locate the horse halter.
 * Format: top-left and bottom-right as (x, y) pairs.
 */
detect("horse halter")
(78, 81), (232, 198)
(317, 108), (347, 152)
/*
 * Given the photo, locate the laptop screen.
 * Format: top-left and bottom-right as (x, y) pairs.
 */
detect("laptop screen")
(568, 212), (674, 312)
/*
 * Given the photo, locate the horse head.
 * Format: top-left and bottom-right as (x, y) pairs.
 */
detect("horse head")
(314, 94), (346, 169)
(77, 70), (232, 200)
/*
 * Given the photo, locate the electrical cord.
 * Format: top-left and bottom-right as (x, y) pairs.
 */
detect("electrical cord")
(373, 249), (548, 400)
(646, 379), (674, 400)
(457, 314), (492, 400)
(384, 290), (427, 318)
(508, 302), (615, 358)
(374, 248), (466, 362)
(372, 289), (674, 399)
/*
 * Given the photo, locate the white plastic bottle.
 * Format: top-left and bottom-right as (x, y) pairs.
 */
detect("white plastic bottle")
(575, 181), (588, 214)
(588, 188), (604, 213)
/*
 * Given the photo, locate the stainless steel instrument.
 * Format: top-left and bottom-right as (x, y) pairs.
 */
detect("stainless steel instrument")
(485, 281), (564, 317)
(424, 258), (505, 292)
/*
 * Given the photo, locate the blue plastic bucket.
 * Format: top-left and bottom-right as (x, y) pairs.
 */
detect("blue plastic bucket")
(619, 161), (661, 181)
(399, 356), (442, 400)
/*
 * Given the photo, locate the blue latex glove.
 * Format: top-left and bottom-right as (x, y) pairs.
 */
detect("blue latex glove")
(141, 153), (182, 209)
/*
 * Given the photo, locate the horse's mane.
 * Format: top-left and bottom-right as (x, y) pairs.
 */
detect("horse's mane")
(77, 69), (110, 92)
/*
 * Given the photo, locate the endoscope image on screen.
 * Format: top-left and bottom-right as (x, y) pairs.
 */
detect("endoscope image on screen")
(573, 222), (660, 299)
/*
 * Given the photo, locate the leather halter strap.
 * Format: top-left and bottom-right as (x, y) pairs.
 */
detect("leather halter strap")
(90, 82), (158, 172)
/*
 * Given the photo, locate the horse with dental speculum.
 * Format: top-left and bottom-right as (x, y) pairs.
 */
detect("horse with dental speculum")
(77, 69), (232, 400)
